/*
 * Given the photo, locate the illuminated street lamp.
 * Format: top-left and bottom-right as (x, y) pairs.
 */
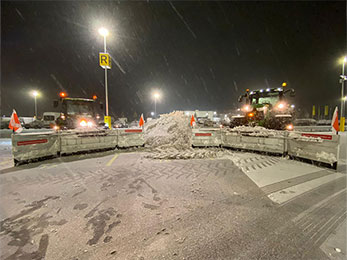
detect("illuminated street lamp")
(152, 92), (161, 118)
(340, 56), (347, 131)
(98, 27), (110, 128)
(32, 90), (39, 119)
(98, 27), (109, 37)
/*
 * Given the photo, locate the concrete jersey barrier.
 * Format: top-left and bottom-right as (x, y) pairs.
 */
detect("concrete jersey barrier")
(11, 128), (144, 165)
(117, 128), (145, 148)
(287, 133), (339, 168)
(60, 129), (118, 155)
(12, 132), (60, 164)
(191, 128), (340, 168)
(192, 128), (222, 147)
(222, 131), (287, 154)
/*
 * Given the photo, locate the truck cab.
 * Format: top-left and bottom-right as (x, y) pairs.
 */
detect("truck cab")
(235, 85), (295, 130)
(53, 94), (103, 129)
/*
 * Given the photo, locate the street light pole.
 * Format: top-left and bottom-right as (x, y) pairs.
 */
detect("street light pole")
(154, 98), (157, 118)
(153, 92), (160, 119)
(34, 95), (37, 118)
(341, 57), (346, 131)
(103, 35), (109, 117)
(32, 90), (39, 119)
(98, 27), (110, 128)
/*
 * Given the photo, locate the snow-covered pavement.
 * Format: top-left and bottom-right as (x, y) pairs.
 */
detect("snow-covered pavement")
(0, 136), (346, 259)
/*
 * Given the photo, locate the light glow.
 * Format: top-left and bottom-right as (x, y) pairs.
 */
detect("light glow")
(277, 103), (285, 109)
(59, 92), (67, 98)
(286, 124), (294, 131)
(153, 93), (160, 99)
(242, 105), (251, 112)
(98, 27), (109, 37)
(80, 120), (87, 127)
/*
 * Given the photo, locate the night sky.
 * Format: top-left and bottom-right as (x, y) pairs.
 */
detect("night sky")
(1, 1), (346, 119)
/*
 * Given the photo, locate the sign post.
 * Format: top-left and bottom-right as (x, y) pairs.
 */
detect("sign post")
(99, 50), (111, 128)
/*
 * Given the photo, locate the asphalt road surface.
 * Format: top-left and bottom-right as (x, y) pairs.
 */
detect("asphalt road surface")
(0, 140), (346, 259)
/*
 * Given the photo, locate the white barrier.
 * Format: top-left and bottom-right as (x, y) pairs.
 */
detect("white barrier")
(192, 128), (340, 168)
(12, 132), (60, 164)
(192, 128), (222, 147)
(222, 132), (286, 154)
(60, 130), (118, 154)
(11, 128), (145, 165)
(117, 128), (145, 148)
(287, 133), (339, 168)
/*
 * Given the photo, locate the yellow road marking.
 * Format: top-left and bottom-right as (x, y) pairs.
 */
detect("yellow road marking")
(0, 159), (12, 165)
(106, 153), (119, 167)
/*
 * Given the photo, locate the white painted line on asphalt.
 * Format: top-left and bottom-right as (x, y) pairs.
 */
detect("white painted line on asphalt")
(267, 172), (345, 204)
(293, 188), (347, 223)
(106, 153), (119, 167)
(252, 161), (323, 187)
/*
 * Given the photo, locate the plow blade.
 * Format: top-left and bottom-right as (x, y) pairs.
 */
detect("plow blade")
(192, 128), (222, 147)
(287, 133), (339, 168)
(60, 130), (118, 155)
(12, 132), (60, 165)
(222, 132), (286, 154)
(117, 128), (145, 148)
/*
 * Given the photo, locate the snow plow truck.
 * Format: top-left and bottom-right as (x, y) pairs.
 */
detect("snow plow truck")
(53, 92), (103, 129)
(232, 83), (295, 130)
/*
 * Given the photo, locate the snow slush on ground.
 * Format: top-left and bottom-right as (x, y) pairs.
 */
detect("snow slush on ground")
(144, 111), (226, 159)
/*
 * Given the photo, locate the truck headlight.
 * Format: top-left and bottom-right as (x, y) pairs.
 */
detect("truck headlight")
(87, 121), (93, 127)
(277, 103), (286, 110)
(242, 105), (251, 112)
(80, 120), (87, 127)
(286, 124), (294, 130)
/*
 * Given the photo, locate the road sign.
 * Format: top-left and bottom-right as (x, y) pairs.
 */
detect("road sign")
(99, 53), (111, 69)
(104, 116), (111, 129)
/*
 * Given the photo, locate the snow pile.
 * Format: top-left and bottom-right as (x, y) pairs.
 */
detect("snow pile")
(288, 132), (323, 142)
(144, 111), (192, 150)
(316, 151), (337, 163)
(144, 111), (226, 160)
(227, 126), (283, 137)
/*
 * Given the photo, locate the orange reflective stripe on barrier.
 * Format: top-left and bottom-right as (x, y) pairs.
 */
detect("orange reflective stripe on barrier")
(301, 133), (332, 140)
(195, 133), (212, 136)
(17, 139), (48, 146)
(124, 129), (142, 133)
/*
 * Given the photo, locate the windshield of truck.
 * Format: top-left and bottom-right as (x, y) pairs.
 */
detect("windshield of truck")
(43, 115), (55, 121)
(65, 101), (94, 115)
(252, 93), (279, 106)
